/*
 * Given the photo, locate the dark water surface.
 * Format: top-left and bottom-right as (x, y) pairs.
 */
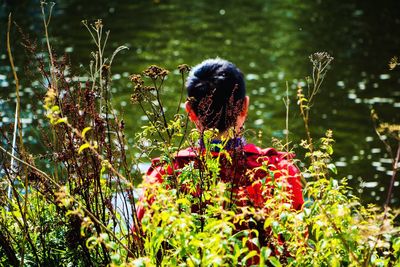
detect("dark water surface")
(1, 0), (400, 205)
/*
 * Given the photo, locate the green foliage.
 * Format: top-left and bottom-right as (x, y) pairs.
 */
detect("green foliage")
(134, 129), (399, 266)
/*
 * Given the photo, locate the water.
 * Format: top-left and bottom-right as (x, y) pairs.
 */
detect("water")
(1, 0), (399, 206)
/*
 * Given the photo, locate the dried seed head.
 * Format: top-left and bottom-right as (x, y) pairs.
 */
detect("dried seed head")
(129, 74), (143, 84)
(130, 74), (145, 93)
(130, 93), (142, 104)
(94, 19), (103, 30)
(178, 64), (191, 74)
(143, 86), (156, 91)
(309, 52), (334, 67)
(143, 65), (169, 80)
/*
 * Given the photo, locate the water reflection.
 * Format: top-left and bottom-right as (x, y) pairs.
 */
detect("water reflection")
(1, 0), (399, 206)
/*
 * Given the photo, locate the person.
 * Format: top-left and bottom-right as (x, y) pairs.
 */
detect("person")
(136, 58), (304, 263)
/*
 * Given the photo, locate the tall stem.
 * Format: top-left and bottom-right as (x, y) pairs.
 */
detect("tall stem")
(40, 2), (56, 92)
(41, 2), (60, 182)
(384, 141), (400, 208)
(284, 82), (290, 152)
(6, 13), (21, 208)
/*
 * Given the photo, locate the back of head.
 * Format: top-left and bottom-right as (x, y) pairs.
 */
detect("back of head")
(186, 58), (246, 132)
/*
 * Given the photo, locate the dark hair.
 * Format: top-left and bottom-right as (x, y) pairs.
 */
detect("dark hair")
(186, 58), (246, 132)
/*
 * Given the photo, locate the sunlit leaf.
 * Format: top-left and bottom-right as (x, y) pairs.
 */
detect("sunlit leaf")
(82, 126), (92, 139)
(269, 256), (282, 267)
(327, 163), (337, 174)
(54, 117), (67, 125)
(78, 143), (90, 154)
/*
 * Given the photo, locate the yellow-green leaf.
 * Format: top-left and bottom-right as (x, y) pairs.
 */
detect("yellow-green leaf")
(82, 127), (92, 139)
(78, 143), (90, 154)
(51, 105), (60, 112)
(269, 256), (282, 267)
(55, 117), (68, 125)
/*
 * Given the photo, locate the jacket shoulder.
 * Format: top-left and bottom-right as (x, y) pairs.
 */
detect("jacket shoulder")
(243, 143), (278, 156)
(243, 143), (296, 160)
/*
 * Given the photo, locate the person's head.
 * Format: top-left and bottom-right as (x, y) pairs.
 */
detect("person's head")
(185, 58), (249, 134)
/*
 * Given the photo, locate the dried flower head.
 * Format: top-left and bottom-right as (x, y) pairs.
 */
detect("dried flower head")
(143, 65), (169, 80)
(178, 64), (191, 74)
(94, 19), (103, 30)
(130, 74), (144, 85)
(130, 74), (145, 92)
(130, 71), (158, 104)
(143, 86), (156, 91)
(309, 52), (334, 67)
(130, 93), (143, 104)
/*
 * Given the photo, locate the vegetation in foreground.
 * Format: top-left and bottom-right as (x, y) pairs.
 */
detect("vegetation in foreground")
(0, 3), (399, 266)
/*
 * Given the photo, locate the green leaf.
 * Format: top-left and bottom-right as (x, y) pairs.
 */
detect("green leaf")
(393, 237), (400, 252)
(110, 253), (121, 264)
(260, 247), (272, 266)
(327, 163), (337, 174)
(86, 236), (98, 250)
(241, 250), (258, 265)
(51, 105), (60, 112)
(269, 256), (282, 267)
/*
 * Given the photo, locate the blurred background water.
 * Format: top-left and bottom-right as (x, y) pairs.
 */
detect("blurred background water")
(1, 0), (399, 206)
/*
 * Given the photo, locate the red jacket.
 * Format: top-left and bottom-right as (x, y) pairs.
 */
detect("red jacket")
(136, 143), (303, 221)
